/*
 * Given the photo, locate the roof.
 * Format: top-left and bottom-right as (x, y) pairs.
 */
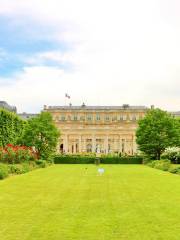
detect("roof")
(18, 113), (38, 120)
(45, 104), (148, 111)
(171, 111), (180, 117)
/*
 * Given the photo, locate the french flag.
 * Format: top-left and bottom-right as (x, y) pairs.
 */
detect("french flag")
(65, 93), (70, 99)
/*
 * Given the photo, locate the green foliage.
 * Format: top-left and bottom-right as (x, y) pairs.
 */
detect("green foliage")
(0, 144), (37, 164)
(136, 108), (179, 160)
(161, 147), (180, 163)
(21, 112), (60, 159)
(8, 164), (30, 174)
(0, 108), (26, 147)
(100, 156), (142, 164)
(8, 164), (22, 174)
(168, 165), (180, 174)
(53, 154), (143, 164)
(153, 159), (171, 171)
(147, 159), (171, 171)
(36, 160), (48, 168)
(0, 163), (9, 179)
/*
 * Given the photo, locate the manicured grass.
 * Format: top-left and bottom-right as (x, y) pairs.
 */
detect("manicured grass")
(0, 165), (180, 240)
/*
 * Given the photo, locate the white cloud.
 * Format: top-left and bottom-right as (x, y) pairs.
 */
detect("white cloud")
(0, 0), (180, 112)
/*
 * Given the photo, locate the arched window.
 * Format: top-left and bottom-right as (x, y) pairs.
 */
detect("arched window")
(96, 114), (101, 121)
(60, 144), (63, 153)
(86, 144), (92, 152)
(105, 115), (110, 121)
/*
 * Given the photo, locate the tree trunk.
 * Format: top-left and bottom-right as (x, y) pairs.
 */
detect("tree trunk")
(157, 151), (161, 160)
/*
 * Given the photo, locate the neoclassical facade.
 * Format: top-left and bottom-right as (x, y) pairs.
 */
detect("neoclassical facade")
(44, 104), (148, 155)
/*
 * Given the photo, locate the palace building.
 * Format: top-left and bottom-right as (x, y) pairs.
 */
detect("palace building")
(44, 104), (148, 155)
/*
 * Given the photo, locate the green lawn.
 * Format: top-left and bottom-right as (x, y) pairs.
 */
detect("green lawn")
(0, 165), (180, 240)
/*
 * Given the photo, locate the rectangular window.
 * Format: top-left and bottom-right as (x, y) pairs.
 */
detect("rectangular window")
(119, 115), (123, 121)
(132, 115), (136, 121)
(123, 115), (127, 120)
(87, 115), (92, 121)
(80, 115), (85, 121)
(105, 115), (110, 121)
(96, 114), (101, 121)
(73, 115), (78, 121)
(112, 115), (117, 121)
(60, 115), (66, 121)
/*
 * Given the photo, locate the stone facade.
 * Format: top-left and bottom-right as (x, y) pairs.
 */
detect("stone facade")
(44, 104), (148, 155)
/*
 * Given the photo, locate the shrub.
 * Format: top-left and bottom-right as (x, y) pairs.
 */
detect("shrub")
(8, 164), (29, 174)
(0, 144), (37, 164)
(147, 160), (158, 168)
(8, 162), (39, 175)
(0, 164), (9, 179)
(21, 163), (31, 173)
(168, 166), (180, 174)
(8, 164), (20, 174)
(36, 160), (47, 168)
(53, 154), (143, 164)
(154, 159), (171, 171)
(161, 147), (180, 164)
(147, 159), (171, 171)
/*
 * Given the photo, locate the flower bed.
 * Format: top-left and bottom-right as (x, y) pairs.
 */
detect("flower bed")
(0, 144), (38, 164)
(0, 144), (50, 180)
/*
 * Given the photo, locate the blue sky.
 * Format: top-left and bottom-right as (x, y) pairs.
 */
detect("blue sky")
(0, 0), (180, 113)
(0, 16), (72, 77)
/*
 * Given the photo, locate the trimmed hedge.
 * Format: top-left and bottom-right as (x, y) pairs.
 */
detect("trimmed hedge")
(100, 157), (142, 164)
(53, 155), (143, 164)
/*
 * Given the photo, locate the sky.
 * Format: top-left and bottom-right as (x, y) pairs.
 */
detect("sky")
(0, 0), (180, 113)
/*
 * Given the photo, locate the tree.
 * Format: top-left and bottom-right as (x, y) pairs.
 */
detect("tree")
(21, 112), (60, 159)
(136, 108), (179, 160)
(0, 108), (25, 147)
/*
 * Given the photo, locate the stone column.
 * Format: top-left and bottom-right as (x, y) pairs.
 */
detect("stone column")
(119, 135), (122, 153)
(115, 137), (118, 152)
(57, 138), (60, 153)
(132, 134), (137, 155)
(64, 134), (68, 153)
(105, 135), (108, 154)
(92, 135), (96, 153)
(82, 137), (86, 152)
(124, 138), (127, 154)
(73, 142), (76, 154)
(79, 135), (82, 153)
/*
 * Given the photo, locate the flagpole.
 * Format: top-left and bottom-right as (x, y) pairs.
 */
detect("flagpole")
(65, 93), (71, 106)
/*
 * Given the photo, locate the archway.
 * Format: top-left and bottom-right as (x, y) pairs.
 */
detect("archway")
(60, 144), (63, 153)
(86, 144), (92, 153)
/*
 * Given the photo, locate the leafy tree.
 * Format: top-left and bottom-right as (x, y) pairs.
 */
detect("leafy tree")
(175, 118), (180, 146)
(0, 108), (25, 147)
(136, 109), (179, 160)
(21, 112), (60, 159)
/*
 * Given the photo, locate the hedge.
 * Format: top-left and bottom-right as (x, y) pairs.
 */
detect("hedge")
(0, 108), (26, 147)
(53, 155), (143, 164)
